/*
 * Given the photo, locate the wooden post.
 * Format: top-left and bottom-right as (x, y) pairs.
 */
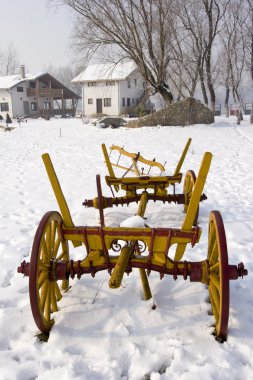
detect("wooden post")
(108, 191), (152, 300)
(42, 153), (81, 247)
(36, 79), (40, 116)
(136, 192), (152, 300)
(62, 89), (64, 117)
(173, 138), (192, 176)
(174, 152), (212, 261)
(49, 79), (53, 117)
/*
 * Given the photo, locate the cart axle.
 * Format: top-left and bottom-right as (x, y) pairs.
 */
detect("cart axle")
(17, 259), (247, 283)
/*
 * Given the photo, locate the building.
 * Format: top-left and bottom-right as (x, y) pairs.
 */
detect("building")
(0, 65), (80, 119)
(72, 61), (146, 116)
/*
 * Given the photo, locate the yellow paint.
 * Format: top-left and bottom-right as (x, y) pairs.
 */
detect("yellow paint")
(173, 138), (192, 175)
(42, 153), (81, 247)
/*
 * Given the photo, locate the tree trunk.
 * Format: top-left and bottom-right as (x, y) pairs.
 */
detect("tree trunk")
(224, 87), (230, 117)
(206, 51), (216, 113)
(157, 85), (173, 105)
(199, 66), (208, 105)
(250, 102), (253, 124)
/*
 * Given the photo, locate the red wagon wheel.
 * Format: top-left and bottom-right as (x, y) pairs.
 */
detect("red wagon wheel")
(183, 170), (199, 225)
(29, 211), (69, 333)
(207, 211), (229, 342)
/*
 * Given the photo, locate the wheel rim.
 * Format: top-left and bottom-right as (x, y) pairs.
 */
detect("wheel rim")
(208, 211), (229, 341)
(183, 170), (199, 225)
(29, 211), (69, 333)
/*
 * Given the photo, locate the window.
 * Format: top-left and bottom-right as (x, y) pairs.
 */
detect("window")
(17, 86), (23, 92)
(134, 79), (137, 87)
(88, 82), (97, 87)
(127, 98), (130, 107)
(122, 98), (125, 107)
(128, 80), (130, 88)
(132, 98), (135, 105)
(30, 82), (36, 88)
(88, 98), (93, 104)
(0, 102), (9, 112)
(106, 81), (115, 86)
(104, 98), (111, 107)
(31, 102), (37, 111)
(44, 102), (50, 110)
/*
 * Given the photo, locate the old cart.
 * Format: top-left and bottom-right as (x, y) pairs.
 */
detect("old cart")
(99, 139), (205, 225)
(17, 151), (247, 342)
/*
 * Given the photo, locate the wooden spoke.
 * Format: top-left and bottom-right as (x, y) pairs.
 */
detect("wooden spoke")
(54, 281), (62, 302)
(209, 290), (219, 322)
(38, 271), (48, 289)
(183, 170), (199, 225)
(41, 237), (49, 263)
(56, 250), (65, 261)
(46, 224), (52, 253)
(207, 211), (229, 342)
(54, 235), (61, 257)
(40, 280), (49, 311)
(209, 240), (218, 266)
(50, 284), (58, 313)
(29, 211), (69, 333)
(51, 221), (57, 251)
(209, 282), (220, 312)
(210, 261), (219, 274)
(210, 273), (220, 290)
(44, 287), (51, 322)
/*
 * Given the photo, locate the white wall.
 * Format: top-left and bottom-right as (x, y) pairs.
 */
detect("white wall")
(82, 70), (145, 116)
(83, 81), (120, 116)
(0, 90), (13, 119)
(0, 79), (55, 119)
(119, 71), (145, 114)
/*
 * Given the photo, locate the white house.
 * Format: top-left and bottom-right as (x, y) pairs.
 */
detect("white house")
(0, 65), (80, 119)
(72, 61), (146, 116)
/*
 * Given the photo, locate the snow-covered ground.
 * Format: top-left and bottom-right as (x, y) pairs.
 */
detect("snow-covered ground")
(0, 116), (252, 380)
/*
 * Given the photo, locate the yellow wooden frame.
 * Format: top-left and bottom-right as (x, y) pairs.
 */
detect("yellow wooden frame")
(41, 150), (212, 265)
(102, 138), (191, 194)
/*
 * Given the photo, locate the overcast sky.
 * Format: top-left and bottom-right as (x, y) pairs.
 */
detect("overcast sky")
(0, 0), (74, 73)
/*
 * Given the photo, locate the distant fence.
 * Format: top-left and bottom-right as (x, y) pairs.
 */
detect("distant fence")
(215, 104), (221, 116)
(244, 103), (252, 115)
(229, 104), (240, 116)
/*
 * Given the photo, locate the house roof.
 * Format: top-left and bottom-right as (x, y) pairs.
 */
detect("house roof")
(0, 73), (44, 90)
(72, 61), (138, 83)
(0, 73), (80, 99)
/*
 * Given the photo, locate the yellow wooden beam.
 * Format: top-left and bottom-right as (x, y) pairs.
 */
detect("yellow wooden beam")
(102, 144), (119, 192)
(42, 153), (81, 247)
(174, 152), (212, 261)
(109, 145), (165, 172)
(173, 138), (192, 176)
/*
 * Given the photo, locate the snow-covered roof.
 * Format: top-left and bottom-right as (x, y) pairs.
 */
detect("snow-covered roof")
(0, 73), (45, 89)
(72, 61), (138, 83)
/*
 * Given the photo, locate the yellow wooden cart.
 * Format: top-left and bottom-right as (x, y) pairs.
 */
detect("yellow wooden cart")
(98, 139), (206, 225)
(18, 151), (247, 342)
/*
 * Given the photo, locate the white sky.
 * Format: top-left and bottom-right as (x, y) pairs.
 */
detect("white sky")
(0, 0), (74, 73)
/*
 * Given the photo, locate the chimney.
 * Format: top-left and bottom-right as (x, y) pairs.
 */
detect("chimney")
(20, 65), (25, 79)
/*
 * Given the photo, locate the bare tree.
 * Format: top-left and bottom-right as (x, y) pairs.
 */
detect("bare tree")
(169, 0), (230, 111)
(0, 45), (19, 75)
(245, 0), (253, 123)
(52, 0), (175, 104)
(217, 0), (247, 117)
(170, 0), (207, 101)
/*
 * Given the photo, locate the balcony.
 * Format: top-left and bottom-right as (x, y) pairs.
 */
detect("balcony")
(27, 88), (63, 98)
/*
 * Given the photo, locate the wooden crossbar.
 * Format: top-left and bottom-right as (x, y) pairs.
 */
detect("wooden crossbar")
(109, 145), (166, 172)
